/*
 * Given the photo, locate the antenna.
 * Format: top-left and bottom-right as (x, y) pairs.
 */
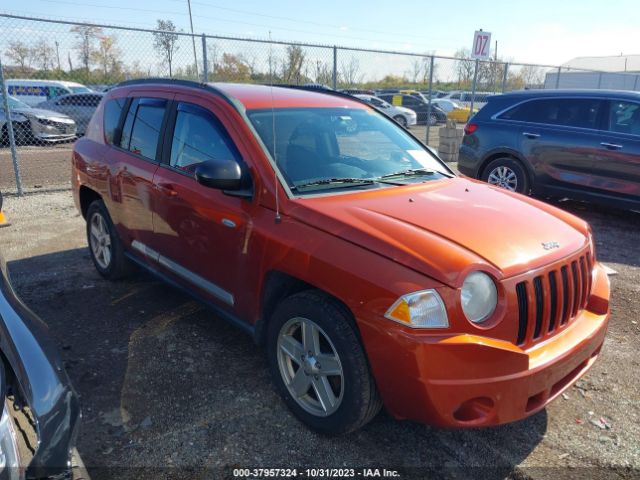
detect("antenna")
(269, 31), (281, 224)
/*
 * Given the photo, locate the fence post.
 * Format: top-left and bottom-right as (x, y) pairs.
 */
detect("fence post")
(201, 34), (208, 83)
(426, 55), (435, 145)
(501, 63), (509, 93)
(332, 46), (338, 89)
(597, 71), (602, 89)
(0, 58), (22, 196)
(469, 59), (479, 117)
(555, 67), (561, 89)
(634, 75), (639, 92)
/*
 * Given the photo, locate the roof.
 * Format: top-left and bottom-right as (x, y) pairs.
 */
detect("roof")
(563, 55), (640, 72)
(498, 89), (640, 100)
(6, 79), (87, 86)
(212, 83), (366, 110)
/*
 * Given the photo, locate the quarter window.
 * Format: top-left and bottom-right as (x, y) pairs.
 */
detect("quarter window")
(608, 101), (640, 135)
(499, 98), (603, 129)
(103, 98), (127, 145)
(169, 104), (239, 172)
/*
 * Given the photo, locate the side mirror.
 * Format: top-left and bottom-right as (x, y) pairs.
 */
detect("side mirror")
(195, 160), (242, 191)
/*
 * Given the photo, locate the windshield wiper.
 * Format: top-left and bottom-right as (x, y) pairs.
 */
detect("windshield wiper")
(378, 168), (438, 179)
(292, 177), (376, 191)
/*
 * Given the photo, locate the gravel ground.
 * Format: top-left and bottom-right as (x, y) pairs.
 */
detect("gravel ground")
(0, 189), (638, 480)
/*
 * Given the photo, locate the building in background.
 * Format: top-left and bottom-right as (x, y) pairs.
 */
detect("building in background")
(545, 54), (640, 90)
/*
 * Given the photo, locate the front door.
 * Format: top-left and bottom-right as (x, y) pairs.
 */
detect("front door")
(148, 96), (253, 311)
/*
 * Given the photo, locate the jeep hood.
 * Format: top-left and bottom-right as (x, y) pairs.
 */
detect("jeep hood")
(289, 177), (589, 287)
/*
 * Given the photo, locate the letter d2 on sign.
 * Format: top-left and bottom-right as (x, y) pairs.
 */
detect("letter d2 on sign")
(471, 31), (492, 60)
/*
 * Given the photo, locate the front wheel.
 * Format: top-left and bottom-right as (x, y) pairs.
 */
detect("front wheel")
(267, 291), (382, 435)
(393, 115), (408, 128)
(427, 113), (438, 126)
(86, 200), (132, 279)
(481, 157), (530, 194)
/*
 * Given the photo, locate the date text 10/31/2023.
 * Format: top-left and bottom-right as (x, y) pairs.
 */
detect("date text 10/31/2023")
(232, 468), (401, 478)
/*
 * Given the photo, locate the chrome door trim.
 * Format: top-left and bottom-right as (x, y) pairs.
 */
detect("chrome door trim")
(131, 240), (234, 306)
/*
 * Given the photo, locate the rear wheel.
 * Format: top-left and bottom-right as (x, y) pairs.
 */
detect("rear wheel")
(86, 200), (132, 279)
(267, 291), (382, 435)
(428, 113), (438, 126)
(393, 115), (408, 128)
(482, 157), (530, 194)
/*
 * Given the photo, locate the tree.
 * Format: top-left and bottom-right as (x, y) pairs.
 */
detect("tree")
(153, 19), (180, 77)
(519, 65), (544, 87)
(92, 35), (121, 80)
(314, 60), (333, 86)
(340, 57), (362, 86)
(454, 48), (475, 88)
(281, 45), (306, 84)
(410, 58), (423, 84)
(32, 38), (55, 72)
(71, 25), (103, 76)
(5, 41), (32, 73)
(215, 53), (251, 82)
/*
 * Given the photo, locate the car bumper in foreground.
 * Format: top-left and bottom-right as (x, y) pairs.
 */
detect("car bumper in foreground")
(362, 263), (610, 428)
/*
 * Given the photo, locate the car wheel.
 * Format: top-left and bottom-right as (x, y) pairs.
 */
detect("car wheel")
(267, 291), (382, 435)
(482, 157), (530, 194)
(86, 200), (132, 279)
(393, 115), (408, 128)
(428, 113), (438, 126)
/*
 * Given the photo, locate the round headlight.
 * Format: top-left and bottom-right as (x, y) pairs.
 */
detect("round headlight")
(461, 272), (497, 324)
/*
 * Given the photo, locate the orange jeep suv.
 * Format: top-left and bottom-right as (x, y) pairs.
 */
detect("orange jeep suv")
(72, 80), (610, 434)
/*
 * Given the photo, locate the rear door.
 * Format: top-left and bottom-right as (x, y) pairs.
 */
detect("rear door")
(587, 99), (640, 200)
(504, 97), (606, 192)
(106, 93), (172, 250)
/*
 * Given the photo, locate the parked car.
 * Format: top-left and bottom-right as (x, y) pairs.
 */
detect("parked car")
(431, 99), (477, 123)
(6, 79), (92, 107)
(1, 96), (76, 144)
(341, 88), (376, 96)
(458, 89), (640, 210)
(0, 232), (81, 477)
(0, 191), (6, 226)
(378, 93), (447, 125)
(38, 92), (104, 136)
(73, 80), (610, 434)
(354, 94), (417, 127)
(443, 91), (495, 109)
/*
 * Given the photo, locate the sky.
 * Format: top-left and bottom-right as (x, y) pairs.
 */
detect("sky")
(4, 0), (640, 66)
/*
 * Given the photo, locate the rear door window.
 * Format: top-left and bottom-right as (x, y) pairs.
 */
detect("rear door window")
(608, 100), (640, 135)
(499, 98), (604, 129)
(120, 98), (167, 160)
(104, 97), (127, 145)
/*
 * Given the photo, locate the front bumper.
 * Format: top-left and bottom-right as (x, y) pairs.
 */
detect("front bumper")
(362, 263), (610, 428)
(29, 118), (77, 142)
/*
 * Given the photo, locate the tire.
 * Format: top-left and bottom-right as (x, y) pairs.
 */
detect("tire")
(428, 113), (438, 126)
(481, 157), (530, 194)
(393, 115), (408, 128)
(86, 200), (132, 279)
(267, 291), (382, 435)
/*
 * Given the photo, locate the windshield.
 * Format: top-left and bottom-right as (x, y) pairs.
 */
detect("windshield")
(5, 96), (30, 110)
(247, 107), (450, 194)
(69, 86), (91, 93)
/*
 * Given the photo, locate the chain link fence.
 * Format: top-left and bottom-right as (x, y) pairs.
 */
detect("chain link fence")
(2, 13), (640, 193)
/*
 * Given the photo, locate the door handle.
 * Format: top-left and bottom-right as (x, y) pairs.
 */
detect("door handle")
(156, 183), (178, 197)
(600, 142), (623, 150)
(522, 132), (540, 139)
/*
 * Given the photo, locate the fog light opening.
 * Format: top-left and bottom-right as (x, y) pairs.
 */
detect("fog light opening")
(452, 397), (495, 424)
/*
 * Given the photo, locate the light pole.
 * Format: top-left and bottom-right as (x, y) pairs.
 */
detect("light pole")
(187, 0), (199, 78)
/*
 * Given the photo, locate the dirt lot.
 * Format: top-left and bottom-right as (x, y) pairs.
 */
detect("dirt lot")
(0, 186), (638, 479)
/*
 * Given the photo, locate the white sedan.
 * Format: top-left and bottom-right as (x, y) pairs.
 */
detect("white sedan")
(355, 94), (417, 128)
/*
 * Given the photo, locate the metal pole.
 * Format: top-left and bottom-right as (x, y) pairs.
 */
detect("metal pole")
(555, 67), (561, 89)
(634, 74), (639, 91)
(201, 34), (208, 83)
(332, 46), (337, 89)
(0, 58), (23, 196)
(187, 0), (198, 77)
(597, 72), (602, 89)
(426, 55), (435, 145)
(469, 58), (479, 117)
(502, 63), (509, 93)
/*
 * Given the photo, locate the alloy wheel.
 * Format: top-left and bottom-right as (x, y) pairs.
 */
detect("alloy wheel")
(89, 212), (112, 269)
(487, 165), (518, 191)
(277, 317), (344, 417)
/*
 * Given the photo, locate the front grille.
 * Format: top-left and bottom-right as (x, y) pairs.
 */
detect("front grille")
(515, 255), (592, 347)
